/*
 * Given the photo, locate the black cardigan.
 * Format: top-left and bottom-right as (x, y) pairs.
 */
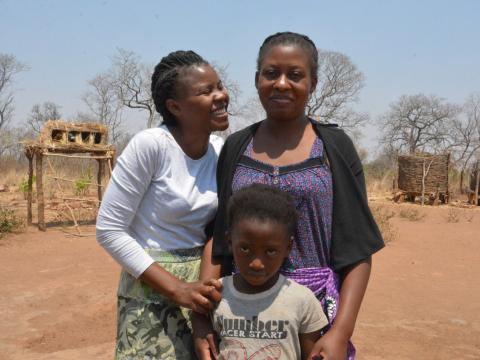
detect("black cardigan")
(212, 119), (384, 273)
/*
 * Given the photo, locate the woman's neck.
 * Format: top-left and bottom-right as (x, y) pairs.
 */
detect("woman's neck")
(168, 125), (210, 159)
(262, 115), (310, 139)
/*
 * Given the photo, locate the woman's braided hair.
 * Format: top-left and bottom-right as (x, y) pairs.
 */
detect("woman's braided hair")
(256, 31), (319, 79)
(151, 50), (209, 126)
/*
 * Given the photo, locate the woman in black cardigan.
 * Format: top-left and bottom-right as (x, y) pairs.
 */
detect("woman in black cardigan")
(195, 32), (384, 360)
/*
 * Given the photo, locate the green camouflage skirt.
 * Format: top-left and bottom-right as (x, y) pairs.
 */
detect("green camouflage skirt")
(115, 247), (203, 360)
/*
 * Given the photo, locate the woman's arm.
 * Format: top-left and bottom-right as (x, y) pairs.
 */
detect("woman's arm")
(300, 330), (322, 360)
(309, 257), (371, 360)
(192, 238), (223, 359)
(96, 131), (161, 277)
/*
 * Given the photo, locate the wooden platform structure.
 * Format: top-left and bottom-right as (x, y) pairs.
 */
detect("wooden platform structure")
(23, 121), (115, 231)
(395, 153), (450, 205)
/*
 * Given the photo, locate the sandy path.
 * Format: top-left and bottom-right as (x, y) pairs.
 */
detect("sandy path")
(0, 203), (479, 359)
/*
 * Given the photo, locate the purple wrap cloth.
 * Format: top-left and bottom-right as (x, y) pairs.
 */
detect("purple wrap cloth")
(281, 267), (356, 360)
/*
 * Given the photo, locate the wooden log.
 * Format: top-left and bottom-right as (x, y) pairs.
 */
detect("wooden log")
(97, 159), (104, 203)
(43, 152), (112, 160)
(36, 152), (46, 231)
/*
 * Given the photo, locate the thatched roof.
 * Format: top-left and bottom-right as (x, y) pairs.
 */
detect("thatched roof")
(24, 120), (114, 154)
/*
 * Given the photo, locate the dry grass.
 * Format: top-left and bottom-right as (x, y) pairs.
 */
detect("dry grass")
(2, 157), (104, 198)
(444, 207), (475, 223)
(370, 205), (397, 244)
(398, 207), (426, 222)
(366, 172), (394, 196)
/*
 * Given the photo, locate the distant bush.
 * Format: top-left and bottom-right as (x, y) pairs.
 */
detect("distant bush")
(0, 207), (25, 238)
(399, 208), (426, 222)
(371, 205), (397, 244)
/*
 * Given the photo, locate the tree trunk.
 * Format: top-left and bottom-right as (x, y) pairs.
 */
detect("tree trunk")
(459, 169), (464, 195)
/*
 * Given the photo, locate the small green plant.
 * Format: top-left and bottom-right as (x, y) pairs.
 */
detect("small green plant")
(399, 207), (425, 222)
(74, 170), (93, 197)
(19, 175), (36, 199)
(0, 207), (25, 238)
(371, 205), (397, 244)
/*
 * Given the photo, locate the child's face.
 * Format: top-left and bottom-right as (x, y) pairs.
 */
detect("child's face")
(230, 218), (291, 292)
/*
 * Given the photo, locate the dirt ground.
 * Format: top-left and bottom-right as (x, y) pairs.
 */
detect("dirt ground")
(0, 195), (479, 359)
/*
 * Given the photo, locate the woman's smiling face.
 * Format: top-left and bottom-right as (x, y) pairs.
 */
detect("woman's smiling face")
(168, 64), (229, 133)
(256, 44), (317, 123)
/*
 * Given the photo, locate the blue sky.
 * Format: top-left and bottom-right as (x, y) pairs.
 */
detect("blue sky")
(1, 0), (479, 153)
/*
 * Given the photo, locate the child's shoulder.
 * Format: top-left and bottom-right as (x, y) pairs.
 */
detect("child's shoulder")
(281, 276), (319, 303)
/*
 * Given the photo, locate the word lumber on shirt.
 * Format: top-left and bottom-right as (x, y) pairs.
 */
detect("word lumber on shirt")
(216, 315), (290, 339)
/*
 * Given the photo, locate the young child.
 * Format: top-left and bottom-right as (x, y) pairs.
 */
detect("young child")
(212, 184), (328, 360)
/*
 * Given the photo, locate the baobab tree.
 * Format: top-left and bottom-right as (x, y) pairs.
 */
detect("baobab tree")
(378, 94), (459, 154)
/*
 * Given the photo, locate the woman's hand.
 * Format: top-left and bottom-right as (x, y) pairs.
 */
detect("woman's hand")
(308, 327), (349, 360)
(139, 263), (222, 314)
(172, 278), (222, 314)
(192, 313), (219, 360)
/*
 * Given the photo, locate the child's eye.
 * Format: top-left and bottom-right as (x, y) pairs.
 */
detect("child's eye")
(266, 249), (278, 257)
(240, 246), (249, 253)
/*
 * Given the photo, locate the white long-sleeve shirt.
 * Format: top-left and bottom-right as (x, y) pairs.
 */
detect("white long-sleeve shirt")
(96, 126), (223, 278)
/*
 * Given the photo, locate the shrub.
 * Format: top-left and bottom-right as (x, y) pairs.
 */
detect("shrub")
(398, 207), (425, 222)
(19, 175), (36, 199)
(0, 207), (25, 238)
(371, 205), (397, 244)
(74, 170), (93, 197)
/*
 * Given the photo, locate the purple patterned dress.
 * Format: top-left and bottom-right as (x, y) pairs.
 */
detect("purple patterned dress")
(232, 137), (355, 359)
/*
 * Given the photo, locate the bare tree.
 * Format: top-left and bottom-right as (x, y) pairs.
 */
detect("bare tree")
(378, 94), (459, 154)
(446, 93), (480, 191)
(27, 101), (62, 134)
(0, 54), (28, 130)
(83, 73), (124, 144)
(110, 48), (158, 128)
(208, 63), (245, 138)
(307, 50), (367, 133)
(235, 96), (265, 127)
(0, 127), (16, 158)
(212, 63), (242, 116)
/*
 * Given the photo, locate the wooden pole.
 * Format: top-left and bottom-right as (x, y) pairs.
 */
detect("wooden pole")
(421, 158), (434, 206)
(97, 158), (104, 203)
(43, 152), (113, 160)
(26, 150), (34, 225)
(475, 162), (480, 206)
(36, 152), (46, 231)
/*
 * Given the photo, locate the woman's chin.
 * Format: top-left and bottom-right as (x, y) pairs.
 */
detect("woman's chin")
(211, 117), (229, 132)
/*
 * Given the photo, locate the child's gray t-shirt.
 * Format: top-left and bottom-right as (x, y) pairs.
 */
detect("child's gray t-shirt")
(212, 274), (328, 359)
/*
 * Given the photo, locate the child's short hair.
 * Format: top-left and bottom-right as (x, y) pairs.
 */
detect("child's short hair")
(227, 184), (298, 236)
